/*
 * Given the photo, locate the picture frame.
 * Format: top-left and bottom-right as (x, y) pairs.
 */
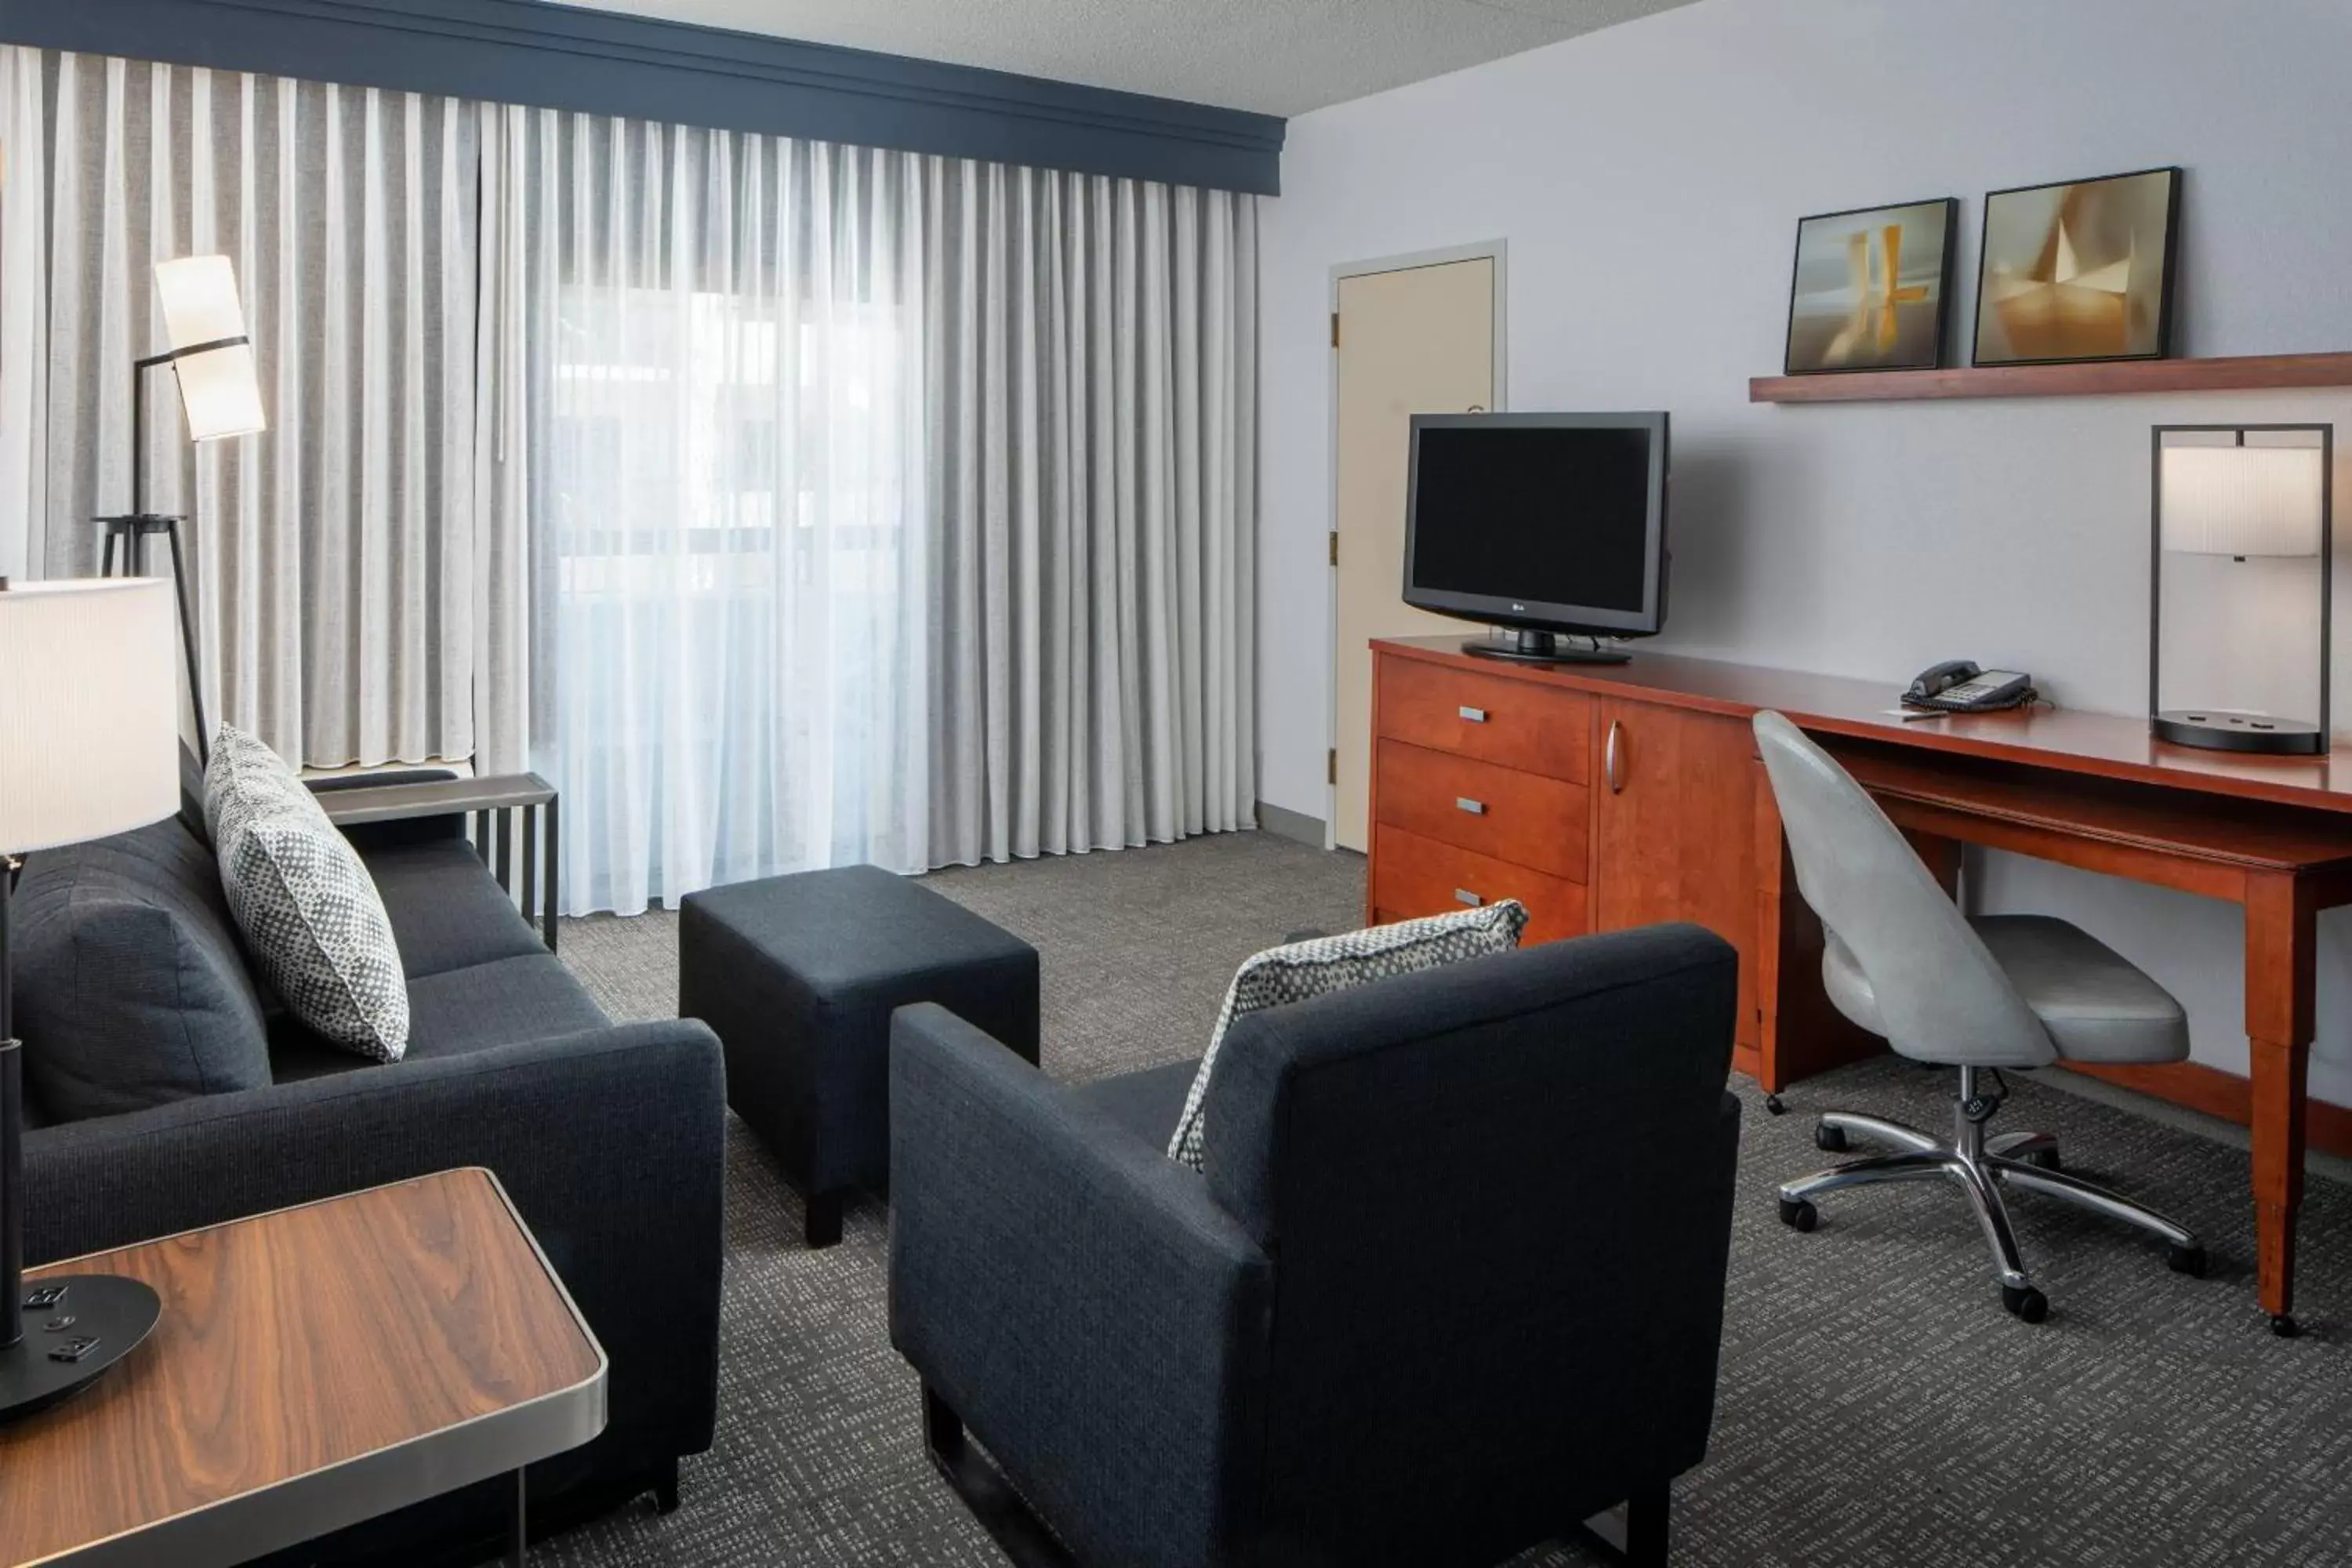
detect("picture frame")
(1973, 165), (2182, 368)
(1782, 197), (1958, 376)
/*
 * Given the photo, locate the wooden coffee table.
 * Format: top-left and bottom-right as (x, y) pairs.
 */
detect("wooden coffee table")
(0, 1168), (606, 1567)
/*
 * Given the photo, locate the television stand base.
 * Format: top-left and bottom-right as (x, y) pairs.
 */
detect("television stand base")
(1461, 632), (1632, 666)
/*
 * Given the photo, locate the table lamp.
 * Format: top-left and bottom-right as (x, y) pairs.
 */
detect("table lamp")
(96, 254), (269, 768)
(0, 577), (180, 1422)
(2150, 423), (2334, 755)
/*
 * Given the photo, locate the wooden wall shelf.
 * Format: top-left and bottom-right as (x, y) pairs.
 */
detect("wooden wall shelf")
(1750, 350), (2352, 405)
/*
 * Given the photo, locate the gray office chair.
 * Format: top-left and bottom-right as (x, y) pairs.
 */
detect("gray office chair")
(1752, 710), (2206, 1323)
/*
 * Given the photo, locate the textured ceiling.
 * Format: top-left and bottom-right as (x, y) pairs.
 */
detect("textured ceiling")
(565, 0), (1700, 117)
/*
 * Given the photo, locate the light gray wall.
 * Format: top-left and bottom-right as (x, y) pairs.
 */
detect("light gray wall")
(1260, 0), (2352, 1107)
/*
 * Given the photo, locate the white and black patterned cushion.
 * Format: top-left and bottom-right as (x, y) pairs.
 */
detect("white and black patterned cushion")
(205, 724), (410, 1062)
(1167, 901), (1528, 1170)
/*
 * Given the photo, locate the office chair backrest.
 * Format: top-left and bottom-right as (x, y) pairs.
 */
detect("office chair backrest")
(1751, 710), (2054, 1069)
(1200, 924), (1742, 1566)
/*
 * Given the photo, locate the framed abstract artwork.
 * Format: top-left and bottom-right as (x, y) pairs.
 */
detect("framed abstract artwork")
(1783, 198), (1958, 375)
(1973, 166), (2181, 367)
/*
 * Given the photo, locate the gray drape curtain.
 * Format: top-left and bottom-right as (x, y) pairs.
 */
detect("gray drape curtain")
(0, 49), (47, 581)
(926, 162), (1258, 865)
(30, 51), (510, 769)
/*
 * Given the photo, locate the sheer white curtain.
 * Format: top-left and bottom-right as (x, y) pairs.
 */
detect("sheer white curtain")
(31, 50), (506, 768)
(510, 113), (929, 915)
(511, 114), (1258, 914)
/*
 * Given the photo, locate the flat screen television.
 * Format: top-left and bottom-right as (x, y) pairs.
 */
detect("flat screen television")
(1403, 411), (1670, 666)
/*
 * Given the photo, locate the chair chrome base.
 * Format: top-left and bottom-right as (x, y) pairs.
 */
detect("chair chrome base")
(1777, 1067), (2206, 1322)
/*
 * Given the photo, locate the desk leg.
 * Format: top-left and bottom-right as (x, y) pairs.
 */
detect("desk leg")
(1903, 829), (1963, 901)
(2244, 872), (2316, 1337)
(1752, 800), (1885, 1098)
(510, 1468), (528, 1566)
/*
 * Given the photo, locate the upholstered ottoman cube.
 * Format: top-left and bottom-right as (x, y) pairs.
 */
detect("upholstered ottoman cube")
(678, 865), (1040, 1247)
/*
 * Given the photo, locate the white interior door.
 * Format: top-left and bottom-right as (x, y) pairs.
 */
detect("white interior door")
(1331, 254), (1500, 852)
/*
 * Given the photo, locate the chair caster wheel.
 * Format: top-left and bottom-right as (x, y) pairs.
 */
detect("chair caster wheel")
(1814, 1123), (1849, 1153)
(1778, 1197), (1817, 1232)
(2167, 1243), (2207, 1278)
(2002, 1284), (2049, 1323)
(1764, 1094), (1788, 1116)
(2026, 1148), (2062, 1173)
(2270, 1313), (2300, 1339)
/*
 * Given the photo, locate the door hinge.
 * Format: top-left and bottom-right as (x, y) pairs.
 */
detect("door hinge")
(1328, 531), (1339, 567)
(1327, 748), (1338, 785)
(1330, 311), (1340, 349)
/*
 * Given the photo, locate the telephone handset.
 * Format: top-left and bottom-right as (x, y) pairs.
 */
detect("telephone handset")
(1904, 659), (2037, 714)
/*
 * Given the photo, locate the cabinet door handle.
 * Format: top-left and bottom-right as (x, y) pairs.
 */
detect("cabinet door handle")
(1454, 888), (1483, 907)
(1606, 720), (1625, 794)
(1455, 797), (1486, 816)
(1458, 706), (1488, 723)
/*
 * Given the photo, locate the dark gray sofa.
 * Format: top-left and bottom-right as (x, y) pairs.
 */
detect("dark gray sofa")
(14, 763), (725, 1566)
(889, 923), (1743, 1568)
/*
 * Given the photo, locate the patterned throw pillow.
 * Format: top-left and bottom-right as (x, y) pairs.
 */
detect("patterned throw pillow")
(1167, 901), (1529, 1170)
(205, 724), (410, 1061)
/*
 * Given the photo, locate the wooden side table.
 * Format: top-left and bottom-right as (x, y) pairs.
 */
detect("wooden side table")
(0, 1168), (606, 1568)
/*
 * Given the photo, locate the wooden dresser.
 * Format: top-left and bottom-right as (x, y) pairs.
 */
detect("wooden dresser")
(1368, 637), (1769, 1069)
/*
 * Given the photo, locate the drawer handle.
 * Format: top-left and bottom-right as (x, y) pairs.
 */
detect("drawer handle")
(1454, 888), (1483, 907)
(1458, 706), (1488, 723)
(1606, 719), (1625, 794)
(1455, 797), (1486, 816)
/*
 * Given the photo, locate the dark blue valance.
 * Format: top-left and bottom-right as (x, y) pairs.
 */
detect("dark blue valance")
(0, 0), (1285, 195)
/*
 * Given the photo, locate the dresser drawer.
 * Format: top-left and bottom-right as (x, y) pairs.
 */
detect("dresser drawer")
(1372, 826), (1588, 945)
(1374, 739), (1588, 882)
(1377, 655), (1591, 783)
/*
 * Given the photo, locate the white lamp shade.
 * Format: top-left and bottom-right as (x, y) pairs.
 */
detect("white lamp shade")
(154, 255), (266, 442)
(155, 255), (248, 348)
(0, 579), (181, 855)
(2160, 444), (2326, 557)
(170, 343), (267, 442)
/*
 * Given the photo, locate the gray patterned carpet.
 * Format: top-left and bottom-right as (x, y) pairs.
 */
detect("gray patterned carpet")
(543, 832), (2352, 1568)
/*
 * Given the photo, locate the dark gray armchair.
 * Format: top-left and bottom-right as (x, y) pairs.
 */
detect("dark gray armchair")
(888, 923), (1742, 1568)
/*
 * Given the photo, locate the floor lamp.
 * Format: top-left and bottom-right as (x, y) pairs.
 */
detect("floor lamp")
(96, 256), (268, 768)
(0, 577), (181, 1421)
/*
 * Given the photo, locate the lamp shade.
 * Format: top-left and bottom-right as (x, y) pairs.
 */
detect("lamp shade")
(154, 255), (266, 442)
(0, 579), (180, 856)
(2160, 443), (2325, 557)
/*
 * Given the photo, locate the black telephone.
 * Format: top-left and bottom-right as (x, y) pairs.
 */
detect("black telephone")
(1904, 659), (2037, 713)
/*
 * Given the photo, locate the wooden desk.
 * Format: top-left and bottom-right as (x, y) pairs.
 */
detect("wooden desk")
(1370, 636), (2352, 1332)
(0, 1169), (607, 1568)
